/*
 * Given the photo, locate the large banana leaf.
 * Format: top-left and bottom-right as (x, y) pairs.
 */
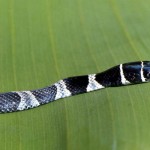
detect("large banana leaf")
(0, 0), (149, 149)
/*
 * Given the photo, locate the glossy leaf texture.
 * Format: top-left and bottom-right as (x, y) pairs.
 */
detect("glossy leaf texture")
(0, 0), (149, 150)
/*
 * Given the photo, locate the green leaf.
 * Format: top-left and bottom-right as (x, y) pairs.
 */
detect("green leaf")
(0, 0), (149, 149)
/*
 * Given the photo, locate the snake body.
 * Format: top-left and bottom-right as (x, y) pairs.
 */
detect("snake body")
(0, 61), (150, 113)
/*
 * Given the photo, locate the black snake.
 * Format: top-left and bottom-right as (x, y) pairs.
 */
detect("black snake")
(0, 61), (150, 113)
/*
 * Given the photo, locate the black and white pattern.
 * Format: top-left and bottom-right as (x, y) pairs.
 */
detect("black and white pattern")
(0, 61), (150, 113)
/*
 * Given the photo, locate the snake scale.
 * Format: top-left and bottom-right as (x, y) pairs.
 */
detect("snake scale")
(0, 61), (150, 113)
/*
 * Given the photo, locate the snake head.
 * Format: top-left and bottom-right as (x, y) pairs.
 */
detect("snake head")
(143, 61), (150, 81)
(121, 61), (150, 84)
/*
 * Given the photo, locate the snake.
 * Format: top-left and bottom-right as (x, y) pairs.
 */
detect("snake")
(0, 61), (150, 113)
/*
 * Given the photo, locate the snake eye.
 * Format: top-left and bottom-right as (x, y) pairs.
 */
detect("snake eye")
(143, 64), (150, 80)
(147, 72), (150, 78)
(147, 62), (150, 65)
(145, 71), (150, 81)
(144, 61), (150, 66)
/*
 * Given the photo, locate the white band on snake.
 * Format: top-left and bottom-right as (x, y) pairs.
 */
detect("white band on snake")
(0, 61), (149, 113)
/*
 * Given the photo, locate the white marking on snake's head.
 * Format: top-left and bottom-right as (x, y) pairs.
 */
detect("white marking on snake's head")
(141, 61), (146, 82)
